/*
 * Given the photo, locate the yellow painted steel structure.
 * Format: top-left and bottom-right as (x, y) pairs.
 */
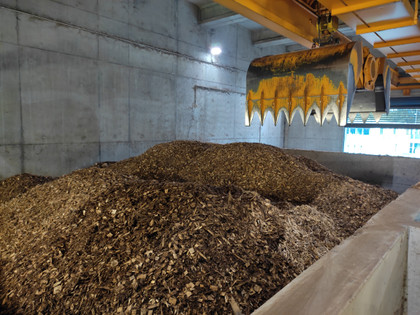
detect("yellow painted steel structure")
(356, 0), (418, 34)
(397, 60), (420, 66)
(374, 36), (420, 48)
(387, 50), (420, 58)
(356, 17), (417, 34)
(211, 0), (420, 129)
(319, 0), (420, 87)
(398, 77), (420, 84)
(331, 0), (400, 15)
(245, 42), (363, 127)
(214, 0), (420, 92)
(392, 84), (420, 89)
(212, 0), (318, 48)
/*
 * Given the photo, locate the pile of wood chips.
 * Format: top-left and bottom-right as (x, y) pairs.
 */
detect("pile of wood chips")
(0, 141), (398, 314)
(0, 173), (53, 204)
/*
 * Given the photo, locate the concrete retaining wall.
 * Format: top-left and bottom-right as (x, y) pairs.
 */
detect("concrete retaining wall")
(0, 0), (285, 179)
(285, 149), (420, 193)
(254, 184), (420, 315)
(283, 116), (345, 152)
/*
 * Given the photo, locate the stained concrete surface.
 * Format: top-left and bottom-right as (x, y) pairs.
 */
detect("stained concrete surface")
(285, 149), (420, 193)
(0, 42), (21, 146)
(0, 0), (285, 179)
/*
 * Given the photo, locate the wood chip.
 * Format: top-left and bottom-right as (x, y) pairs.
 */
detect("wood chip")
(0, 141), (398, 314)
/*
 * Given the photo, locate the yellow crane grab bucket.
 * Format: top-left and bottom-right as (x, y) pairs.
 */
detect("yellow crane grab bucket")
(245, 42), (364, 126)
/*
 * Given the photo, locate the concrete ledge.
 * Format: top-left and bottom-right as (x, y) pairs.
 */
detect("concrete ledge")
(253, 186), (420, 315)
(407, 227), (420, 314)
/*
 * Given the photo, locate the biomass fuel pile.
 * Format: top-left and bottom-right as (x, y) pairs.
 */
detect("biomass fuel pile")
(0, 141), (397, 314)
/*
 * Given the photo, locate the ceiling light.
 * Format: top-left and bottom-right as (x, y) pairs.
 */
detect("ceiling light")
(210, 46), (222, 56)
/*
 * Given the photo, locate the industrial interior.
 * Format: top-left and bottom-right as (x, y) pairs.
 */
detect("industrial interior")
(1, 0), (420, 314)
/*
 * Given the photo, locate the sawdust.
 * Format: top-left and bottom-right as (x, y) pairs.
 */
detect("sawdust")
(0, 141), (398, 314)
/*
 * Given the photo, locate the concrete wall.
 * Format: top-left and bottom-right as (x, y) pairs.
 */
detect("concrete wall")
(0, 0), (285, 179)
(285, 149), (420, 193)
(283, 116), (345, 152)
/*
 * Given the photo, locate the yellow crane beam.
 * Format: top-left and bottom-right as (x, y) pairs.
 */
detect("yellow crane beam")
(212, 0), (318, 48)
(373, 36), (420, 48)
(356, 17), (417, 34)
(397, 60), (420, 66)
(387, 50), (420, 58)
(330, 0), (400, 15)
(355, 0), (418, 34)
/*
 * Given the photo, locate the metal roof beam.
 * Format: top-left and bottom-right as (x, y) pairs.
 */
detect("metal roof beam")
(213, 0), (318, 48)
(387, 50), (420, 58)
(397, 60), (420, 66)
(356, 17), (417, 34)
(373, 36), (420, 48)
(355, 0), (418, 34)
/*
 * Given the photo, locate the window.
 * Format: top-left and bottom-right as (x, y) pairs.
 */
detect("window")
(344, 127), (420, 158)
(344, 108), (420, 158)
(348, 108), (420, 126)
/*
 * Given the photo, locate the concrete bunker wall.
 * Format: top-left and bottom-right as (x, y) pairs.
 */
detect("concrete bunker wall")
(254, 185), (420, 315)
(0, 0), (285, 179)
